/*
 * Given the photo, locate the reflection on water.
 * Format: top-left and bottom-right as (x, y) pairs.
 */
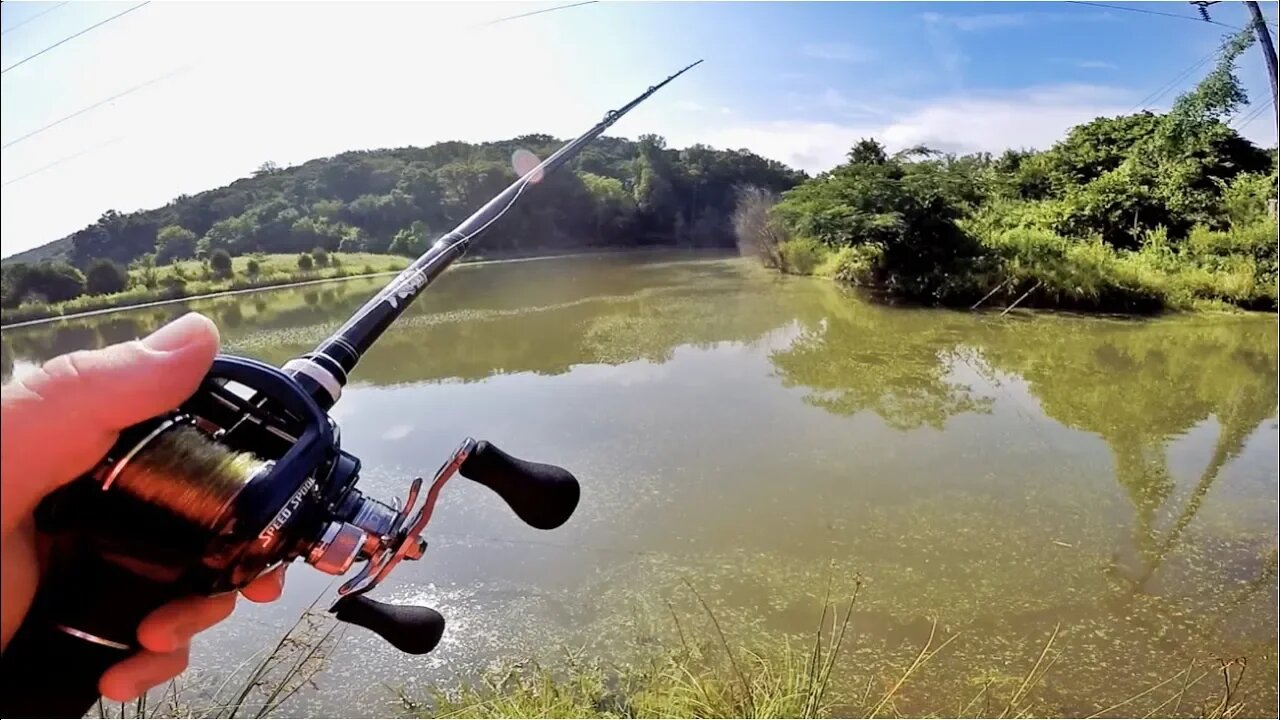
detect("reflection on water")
(3, 253), (1276, 716)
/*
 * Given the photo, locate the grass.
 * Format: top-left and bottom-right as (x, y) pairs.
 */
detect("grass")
(82, 578), (1269, 720)
(1, 253), (409, 325)
(93, 606), (343, 720)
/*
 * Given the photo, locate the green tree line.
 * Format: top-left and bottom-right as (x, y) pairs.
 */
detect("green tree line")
(741, 30), (1278, 312)
(2, 134), (803, 309)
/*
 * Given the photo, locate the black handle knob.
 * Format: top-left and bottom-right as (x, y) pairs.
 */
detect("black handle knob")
(458, 441), (580, 530)
(1, 544), (185, 719)
(330, 594), (445, 655)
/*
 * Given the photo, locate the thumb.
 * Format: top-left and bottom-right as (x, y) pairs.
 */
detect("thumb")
(1, 313), (219, 529)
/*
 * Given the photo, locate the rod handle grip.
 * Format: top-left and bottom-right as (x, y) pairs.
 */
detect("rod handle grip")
(0, 544), (184, 719)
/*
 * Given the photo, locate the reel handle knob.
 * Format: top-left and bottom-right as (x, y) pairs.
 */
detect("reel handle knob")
(459, 441), (580, 530)
(331, 594), (445, 655)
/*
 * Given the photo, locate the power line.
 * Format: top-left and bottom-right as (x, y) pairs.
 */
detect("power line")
(0, 1), (70, 37)
(2, 137), (126, 189)
(1066, 1), (1242, 30)
(1128, 46), (1219, 112)
(1233, 102), (1269, 130)
(481, 0), (597, 27)
(2, 65), (191, 150)
(1, 2), (150, 76)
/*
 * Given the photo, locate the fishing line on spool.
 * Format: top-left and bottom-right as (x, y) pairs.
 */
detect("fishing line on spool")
(105, 423), (269, 530)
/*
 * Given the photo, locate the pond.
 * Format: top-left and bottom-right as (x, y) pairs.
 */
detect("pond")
(3, 252), (1276, 717)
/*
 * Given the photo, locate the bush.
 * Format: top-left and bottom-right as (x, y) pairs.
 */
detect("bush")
(297, 253), (314, 271)
(777, 237), (829, 275)
(245, 258), (261, 278)
(818, 244), (883, 285)
(84, 259), (129, 296)
(311, 247), (330, 267)
(10, 262), (86, 304)
(330, 255), (341, 268)
(209, 249), (233, 279)
(1220, 172), (1277, 228)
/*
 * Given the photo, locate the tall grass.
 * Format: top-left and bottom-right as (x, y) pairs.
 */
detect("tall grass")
(83, 580), (1269, 719)
(92, 608), (343, 720)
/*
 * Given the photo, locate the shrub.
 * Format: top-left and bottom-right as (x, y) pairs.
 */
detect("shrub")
(85, 259), (130, 296)
(1220, 172), (1277, 229)
(297, 253), (314, 271)
(777, 237), (829, 275)
(209, 249), (233, 279)
(245, 258), (261, 278)
(819, 244), (884, 285)
(311, 247), (330, 268)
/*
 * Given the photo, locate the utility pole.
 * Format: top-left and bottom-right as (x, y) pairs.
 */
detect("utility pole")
(1242, 1), (1278, 132)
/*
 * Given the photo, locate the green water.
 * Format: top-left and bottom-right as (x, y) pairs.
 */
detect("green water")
(3, 252), (1276, 716)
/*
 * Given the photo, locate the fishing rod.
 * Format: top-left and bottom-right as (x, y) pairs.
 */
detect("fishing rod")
(0, 60), (702, 719)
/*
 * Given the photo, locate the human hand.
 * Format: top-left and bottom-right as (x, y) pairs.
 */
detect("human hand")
(0, 312), (287, 701)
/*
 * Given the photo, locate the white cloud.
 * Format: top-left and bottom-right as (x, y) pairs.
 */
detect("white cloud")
(1074, 59), (1118, 70)
(921, 12), (1029, 32)
(696, 85), (1141, 174)
(800, 42), (872, 63)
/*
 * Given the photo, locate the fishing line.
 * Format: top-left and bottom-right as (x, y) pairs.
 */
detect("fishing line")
(104, 423), (269, 530)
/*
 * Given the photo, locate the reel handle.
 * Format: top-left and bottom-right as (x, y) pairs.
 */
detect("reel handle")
(459, 441), (580, 530)
(0, 543), (185, 719)
(331, 594), (445, 654)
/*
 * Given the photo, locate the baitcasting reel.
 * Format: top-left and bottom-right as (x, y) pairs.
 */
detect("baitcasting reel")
(1, 356), (579, 718)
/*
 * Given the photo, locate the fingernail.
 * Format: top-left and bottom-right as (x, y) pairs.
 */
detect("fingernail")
(143, 313), (209, 352)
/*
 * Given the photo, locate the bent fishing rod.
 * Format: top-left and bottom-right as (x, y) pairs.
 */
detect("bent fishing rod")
(0, 59), (702, 719)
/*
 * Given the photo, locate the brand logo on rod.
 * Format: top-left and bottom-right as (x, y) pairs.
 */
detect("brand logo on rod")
(385, 269), (428, 309)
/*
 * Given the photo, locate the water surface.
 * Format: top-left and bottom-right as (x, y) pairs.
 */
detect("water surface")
(3, 253), (1276, 716)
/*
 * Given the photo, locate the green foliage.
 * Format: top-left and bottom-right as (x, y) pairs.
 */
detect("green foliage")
(209, 248), (234, 279)
(245, 258), (262, 277)
(1220, 172), (1278, 228)
(774, 138), (982, 300)
(84, 259), (130, 296)
(2, 262), (86, 305)
(311, 246), (330, 267)
(10, 135), (803, 274)
(777, 237), (829, 275)
(296, 253), (314, 271)
(155, 225), (198, 264)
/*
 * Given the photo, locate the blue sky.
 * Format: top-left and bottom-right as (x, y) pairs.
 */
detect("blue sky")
(1, 1), (1277, 257)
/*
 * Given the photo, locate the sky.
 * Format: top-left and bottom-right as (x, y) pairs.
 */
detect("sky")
(1, 0), (1277, 258)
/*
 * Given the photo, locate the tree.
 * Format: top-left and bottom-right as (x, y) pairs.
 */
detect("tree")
(209, 248), (233, 279)
(130, 254), (158, 290)
(732, 186), (787, 268)
(297, 253), (314, 271)
(85, 259), (129, 295)
(11, 263), (86, 304)
(155, 225), (198, 264)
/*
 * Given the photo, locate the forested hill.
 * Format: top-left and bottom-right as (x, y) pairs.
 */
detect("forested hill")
(6, 134), (805, 268)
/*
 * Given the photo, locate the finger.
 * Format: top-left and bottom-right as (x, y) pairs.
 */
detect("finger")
(137, 592), (237, 654)
(99, 646), (190, 703)
(0, 313), (219, 530)
(240, 565), (287, 604)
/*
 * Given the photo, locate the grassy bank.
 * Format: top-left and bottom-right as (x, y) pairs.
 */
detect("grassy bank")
(1, 253), (408, 326)
(765, 219), (1278, 314)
